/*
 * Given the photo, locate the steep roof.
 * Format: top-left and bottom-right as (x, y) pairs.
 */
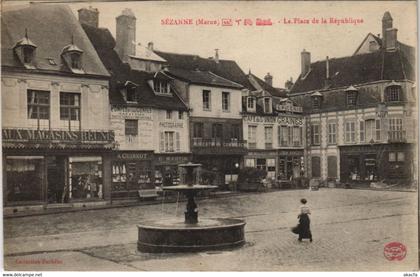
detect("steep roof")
(290, 48), (415, 94)
(81, 24), (188, 111)
(154, 50), (255, 90)
(166, 67), (243, 89)
(1, 4), (109, 78)
(248, 73), (287, 97)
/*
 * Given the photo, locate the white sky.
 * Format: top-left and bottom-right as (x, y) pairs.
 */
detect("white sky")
(4, 1), (418, 87)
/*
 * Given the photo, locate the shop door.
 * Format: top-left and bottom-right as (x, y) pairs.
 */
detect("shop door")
(47, 156), (66, 203)
(286, 157), (294, 179)
(364, 154), (377, 181)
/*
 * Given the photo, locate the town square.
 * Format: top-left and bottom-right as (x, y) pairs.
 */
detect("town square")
(1, 1), (418, 273)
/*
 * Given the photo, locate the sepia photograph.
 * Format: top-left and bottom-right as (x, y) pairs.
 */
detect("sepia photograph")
(1, 0), (418, 273)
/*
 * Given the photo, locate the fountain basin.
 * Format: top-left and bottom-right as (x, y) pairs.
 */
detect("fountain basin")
(137, 218), (246, 253)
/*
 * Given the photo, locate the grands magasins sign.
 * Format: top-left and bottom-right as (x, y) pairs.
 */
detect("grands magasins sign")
(2, 128), (115, 143)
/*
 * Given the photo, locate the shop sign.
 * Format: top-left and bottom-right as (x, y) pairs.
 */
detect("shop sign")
(247, 151), (277, 156)
(159, 122), (184, 128)
(156, 155), (190, 164)
(243, 115), (303, 125)
(278, 150), (304, 156)
(2, 128), (115, 143)
(111, 106), (153, 121)
(275, 103), (303, 113)
(117, 152), (152, 160)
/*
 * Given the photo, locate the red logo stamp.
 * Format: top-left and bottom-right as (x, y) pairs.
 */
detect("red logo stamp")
(384, 242), (407, 261)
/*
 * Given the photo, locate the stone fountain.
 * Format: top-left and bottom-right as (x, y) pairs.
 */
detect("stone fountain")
(137, 163), (246, 253)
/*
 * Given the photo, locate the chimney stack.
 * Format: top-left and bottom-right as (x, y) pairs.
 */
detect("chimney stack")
(147, 42), (154, 51)
(78, 6), (99, 28)
(264, 73), (273, 86)
(115, 8), (136, 62)
(214, 49), (219, 63)
(301, 49), (311, 77)
(385, 28), (398, 51)
(285, 77), (294, 91)
(382, 11), (393, 49)
(324, 56), (331, 88)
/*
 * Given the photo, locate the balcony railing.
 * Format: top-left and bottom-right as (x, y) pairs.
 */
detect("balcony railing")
(388, 131), (406, 143)
(192, 138), (247, 148)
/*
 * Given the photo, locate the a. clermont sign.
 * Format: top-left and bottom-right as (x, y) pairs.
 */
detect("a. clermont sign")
(2, 128), (115, 143)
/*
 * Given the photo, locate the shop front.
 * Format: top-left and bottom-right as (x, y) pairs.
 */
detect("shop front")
(339, 143), (414, 184)
(193, 155), (243, 188)
(2, 128), (115, 208)
(111, 151), (154, 200)
(154, 153), (191, 187)
(244, 150), (278, 180)
(277, 149), (304, 180)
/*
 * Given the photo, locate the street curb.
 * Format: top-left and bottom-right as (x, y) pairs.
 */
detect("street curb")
(3, 190), (265, 219)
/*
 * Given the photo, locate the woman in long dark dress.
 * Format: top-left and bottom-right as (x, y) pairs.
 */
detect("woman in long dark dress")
(297, 213), (312, 242)
(292, 198), (313, 242)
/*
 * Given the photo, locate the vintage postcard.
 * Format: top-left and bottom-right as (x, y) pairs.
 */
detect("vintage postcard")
(1, 0), (418, 273)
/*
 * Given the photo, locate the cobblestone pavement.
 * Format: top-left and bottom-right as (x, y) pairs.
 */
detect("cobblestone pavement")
(3, 189), (419, 271)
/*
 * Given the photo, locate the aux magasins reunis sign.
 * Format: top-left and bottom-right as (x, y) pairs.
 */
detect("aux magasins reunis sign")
(2, 128), (115, 143)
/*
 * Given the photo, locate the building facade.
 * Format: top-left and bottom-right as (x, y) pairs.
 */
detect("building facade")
(289, 12), (416, 185)
(81, 8), (191, 200)
(243, 73), (305, 181)
(2, 4), (115, 210)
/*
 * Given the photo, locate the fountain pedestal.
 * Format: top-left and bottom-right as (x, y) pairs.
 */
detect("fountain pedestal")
(137, 163), (246, 253)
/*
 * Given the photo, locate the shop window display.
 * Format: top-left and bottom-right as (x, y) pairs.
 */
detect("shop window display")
(69, 157), (103, 200)
(6, 156), (44, 203)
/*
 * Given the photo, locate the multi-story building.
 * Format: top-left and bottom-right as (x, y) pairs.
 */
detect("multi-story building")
(2, 4), (115, 211)
(243, 73), (305, 181)
(155, 50), (254, 186)
(80, 8), (190, 200)
(289, 12), (416, 185)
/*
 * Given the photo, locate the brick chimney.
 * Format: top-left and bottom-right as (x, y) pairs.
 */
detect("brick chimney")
(324, 56), (331, 88)
(78, 6), (99, 28)
(382, 11), (393, 49)
(285, 77), (294, 90)
(264, 73), (273, 86)
(115, 8), (136, 62)
(301, 49), (311, 77)
(214, 49), (219, 63)
(385, 28), (398, 51)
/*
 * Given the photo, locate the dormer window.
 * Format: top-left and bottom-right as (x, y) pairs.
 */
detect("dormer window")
(385, 84), (402, 102)
(263, 97), (272, 113)
(121, 81), (137, 103)
(13, 29), (37, 69)
(247, 96), (256, 112)
(61, 36), (84, 74)
(70, 53), (81, 69)
(153, 79), (171, 95)
(346, 86), (358, 107)
(311, 91), (323, 110)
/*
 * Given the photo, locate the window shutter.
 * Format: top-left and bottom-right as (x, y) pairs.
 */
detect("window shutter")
(176, 132), (180, 152)
(405, 118), (415, 141)
(159, 132), (164, 152)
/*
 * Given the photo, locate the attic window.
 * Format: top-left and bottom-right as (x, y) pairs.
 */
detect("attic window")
(23, 47), (34, 64)
(61, 36), (84, 74)
(385, 85), (402, 102)
(70, 53), (82, 69)
(126, 86), (137, 102)
(311, 92), (323, 110)
(247, 96), (256, 112)
(263, 97), (272, 113)
(122, 81), (137, 103)
(13, 29), (37, 69)
(154, 79), (171, 95)
(346, 86), (358, 107)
